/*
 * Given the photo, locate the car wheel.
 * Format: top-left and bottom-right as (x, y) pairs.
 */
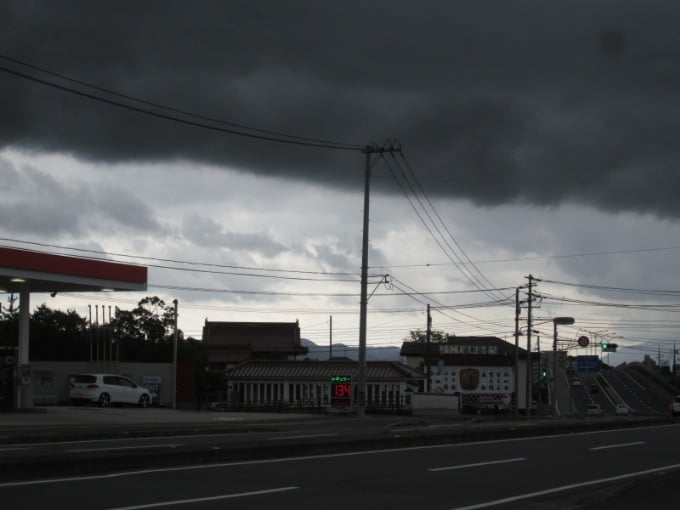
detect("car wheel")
(98, 393), (111, 408)
(139, 394), (150, 408)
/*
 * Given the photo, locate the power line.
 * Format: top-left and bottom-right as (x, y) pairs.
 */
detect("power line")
(397, 152), (508, 301)
(377, 245), (680, 269)
(1, 241), (514, 295)
(0, 238), (360, 277)
(540, 292), (680, 312)
(0, 238), (366, 283)
(389, 276), (507, 335)
(542, 278), (680, 297)
(0, 58), (362, 151)
(0, 54), (364, 151)
(381, 154), (507, 303)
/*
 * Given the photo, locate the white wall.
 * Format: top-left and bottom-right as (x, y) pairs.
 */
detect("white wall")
(411, 393), (460, 415)
(30, 361), (173, 406)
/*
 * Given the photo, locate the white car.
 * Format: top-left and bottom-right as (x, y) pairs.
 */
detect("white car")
(615, 403), (629, 415)
(69, 374), (152, 408)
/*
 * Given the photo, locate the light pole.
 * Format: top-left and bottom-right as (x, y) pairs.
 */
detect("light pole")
(552, 316), (575, 415)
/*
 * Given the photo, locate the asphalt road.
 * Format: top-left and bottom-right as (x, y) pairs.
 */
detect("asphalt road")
(2, 406), (668, 480)
(1, 422), (679, 509)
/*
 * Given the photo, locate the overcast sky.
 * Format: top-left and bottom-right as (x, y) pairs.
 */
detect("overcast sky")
(2, 1), (680, 365)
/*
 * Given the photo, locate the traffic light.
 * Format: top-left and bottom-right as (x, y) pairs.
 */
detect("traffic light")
(602, 343), (618, 352)
(540, 368), (548, 379)
(602, 342), (608, 351)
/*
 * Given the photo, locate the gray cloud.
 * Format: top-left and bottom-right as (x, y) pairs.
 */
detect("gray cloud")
(93, 184), (165, 233)
(0, 156), (163, 236)
(181, 212), (286, 257)
(0, 159), (81, 236)
(2, 1), (680, 217)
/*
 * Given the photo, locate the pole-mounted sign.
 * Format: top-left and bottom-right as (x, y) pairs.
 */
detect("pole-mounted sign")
(330, 375), (352, 408)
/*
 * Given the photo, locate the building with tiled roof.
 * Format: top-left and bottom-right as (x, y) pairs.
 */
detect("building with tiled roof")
(223, 359), (425, 410)
(400, 336), (539, 411)
(203, 320), (308, 370)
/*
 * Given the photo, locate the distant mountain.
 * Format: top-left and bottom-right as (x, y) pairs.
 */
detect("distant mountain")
(300, 338), (402, 362)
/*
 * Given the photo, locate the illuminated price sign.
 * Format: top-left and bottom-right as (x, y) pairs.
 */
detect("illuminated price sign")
(330, 375), (352, 408)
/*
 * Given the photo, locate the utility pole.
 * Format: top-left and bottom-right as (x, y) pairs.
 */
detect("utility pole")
(674, 342), (677, 376)
(329, 315), (333, 360)
(426, 304), (432, 393)
(88, 304), (93, 362)
(172, 299), (178, 410)
(525, 274), (534, 417)
(357, 142), (400, 416)
(514, 287), (520, 418)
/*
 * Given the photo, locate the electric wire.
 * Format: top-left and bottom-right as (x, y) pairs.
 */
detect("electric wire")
(542, 278), (680, 297)
(389, 276), (509, 336)
(0, 238), (360, 277)
(397, 152), (509, 301)
(375, 245), (680, 269)
(0, 54), (363, 150)
(381, 153), (505, 303)
(0, 60), (362, 151)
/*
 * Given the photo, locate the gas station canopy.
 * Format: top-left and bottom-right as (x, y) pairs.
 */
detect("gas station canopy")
(0, 246), (148, 409)
(0, 246), (147, 294)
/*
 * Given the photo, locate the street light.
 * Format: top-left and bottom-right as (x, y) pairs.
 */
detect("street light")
(552, 316), (575, 414)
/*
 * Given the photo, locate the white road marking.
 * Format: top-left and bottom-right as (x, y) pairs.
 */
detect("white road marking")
(429, 458), (526, 472)
(268, 433), (338, 441)
(106, 486), (299, 509)
(390, 423), (466, 432)
(0, 431), (257, 448)
(1, 423), (677, 488)
(590, 441), (646, 451)
(448, 462), (680, 510)
(0, 446), (31, 452)
(67, 443), (182, 453)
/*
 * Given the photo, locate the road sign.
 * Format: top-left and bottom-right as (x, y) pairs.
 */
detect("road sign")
(576, 355), (601, 372)
(577, 336), (589, 348)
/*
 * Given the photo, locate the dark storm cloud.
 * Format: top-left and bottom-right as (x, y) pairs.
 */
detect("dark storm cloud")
(2, 1), (680, 216)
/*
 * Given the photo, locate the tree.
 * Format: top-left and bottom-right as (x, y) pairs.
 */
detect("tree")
(0, 295), (19, 348)
(29, 304), (89, 360)
(109, 296), (182, 362)
(404, 329), (449, 343)
(0, 296), (192, 363)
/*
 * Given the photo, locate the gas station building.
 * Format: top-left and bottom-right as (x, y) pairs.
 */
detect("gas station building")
(0, 246), (147, 409)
